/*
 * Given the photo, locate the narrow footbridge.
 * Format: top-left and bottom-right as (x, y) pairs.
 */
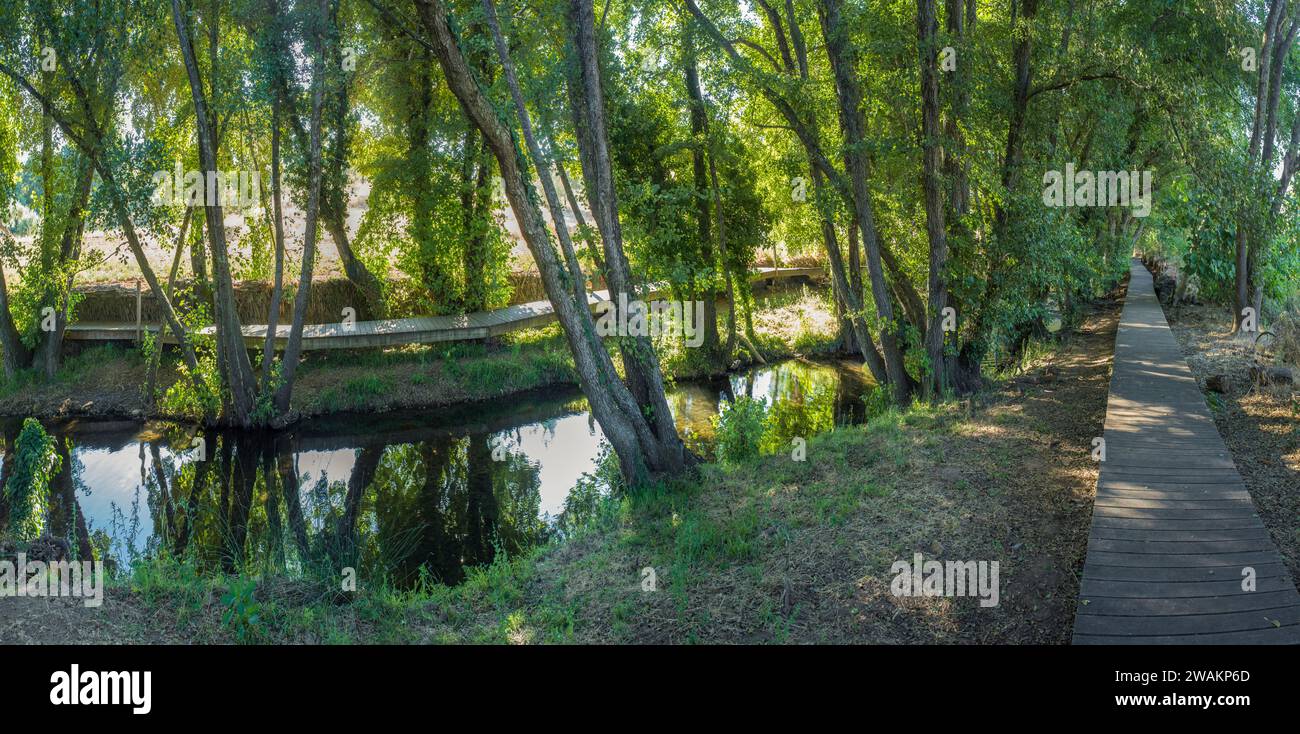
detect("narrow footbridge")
(1072, 260), (1300, 644)
(65, 266), (822, 351)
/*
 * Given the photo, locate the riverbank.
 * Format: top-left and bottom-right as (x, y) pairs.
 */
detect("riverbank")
(0, 286), (1122, 644)
(0, 282), (839, 423)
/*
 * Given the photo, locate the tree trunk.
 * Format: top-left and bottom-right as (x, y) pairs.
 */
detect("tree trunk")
(0, 234), (31, 376)
(918, 0), (948, 399)
(261, 94), (288, 394)
(564, 0), (690, 461)
(818, 0), (914, 403)
(321, 8), (386, 320)
(261, 3), (386, 321)
(412, 54), (449, 309)
(273, 0), (329, 417)
(173, 0), (259, 425)
(554, 148), (604, 274)
(683, 29), (721, 360)
(413, 0), (690, 484)
(681, 0), (902, 384)
(146, 208), (193, 404)
(483, 0), (591, 306)
(1236, 1), (1295, 334)
(460, 127), (495, 312)
(707, 149), (736, 359)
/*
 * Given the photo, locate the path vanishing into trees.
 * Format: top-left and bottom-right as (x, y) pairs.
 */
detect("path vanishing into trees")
(62, 266), (822, 351)
(1072, 260), (1300, 644)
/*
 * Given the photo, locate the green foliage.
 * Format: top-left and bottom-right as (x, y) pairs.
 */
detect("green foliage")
(860, 385), (892, 421)
(154, 292), (222, 420)
(158, 349), (223, 422)
(220, 575), (264, 644)
(3, 418), (60, 541)
(352, 23), (512, 314)
(711, 396), (768, 467)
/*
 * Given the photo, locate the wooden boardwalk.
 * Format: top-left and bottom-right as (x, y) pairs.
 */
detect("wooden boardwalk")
(1072, 260), (1300, 644)
(65, 266), (822, 351)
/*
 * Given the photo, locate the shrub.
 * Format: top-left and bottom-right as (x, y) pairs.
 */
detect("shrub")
(712, 396), (768, 467)
(860, 385), (892, 421)
(3, 418), (61, 541)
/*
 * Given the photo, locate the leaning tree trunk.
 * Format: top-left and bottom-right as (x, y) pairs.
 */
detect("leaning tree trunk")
(482, 0), (590, 303)
(552, 140), (606, 274)
(413, 0), (689, 484)
(564, 0), (690, 459)
(819, 0), (913, 403)
(146, 209), (192, 405)
(261, 95), (288, 395)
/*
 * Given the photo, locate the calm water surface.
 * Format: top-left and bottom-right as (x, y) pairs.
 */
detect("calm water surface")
(2, 358), (872, 585)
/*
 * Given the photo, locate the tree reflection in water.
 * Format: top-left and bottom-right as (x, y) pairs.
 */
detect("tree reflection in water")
(2, 358), (870, 587)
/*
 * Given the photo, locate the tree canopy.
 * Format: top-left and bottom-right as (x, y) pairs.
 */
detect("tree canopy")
(1, 0), (1297, 485)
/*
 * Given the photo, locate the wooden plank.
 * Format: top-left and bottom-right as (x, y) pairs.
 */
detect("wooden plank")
(1088, 528), (1270, 542)
(1076, 589), (1300, 616)
(1080, 562), (1288, 582)
(1080, 575), (1296, 598)
(1074, 627), (1300, 644)
(1075, 630), (1299, 644)
(1096, 488), (1251, 501)
(1095, 471), (1251, 485)
(1073, 610), (1300, 639)
(1094, 499), (1259, 512)
(1085, 550), (1285, 568)
(1084, 538), (1278, 555)
(1090, 517), (1265, 531)
(1093, 507), (1263, 521)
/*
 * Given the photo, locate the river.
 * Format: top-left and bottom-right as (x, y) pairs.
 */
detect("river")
(1, 358), (873, 586)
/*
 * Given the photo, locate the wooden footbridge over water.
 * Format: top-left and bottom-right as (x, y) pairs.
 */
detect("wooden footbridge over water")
(1072, 260), (1300, 644)
(65, 266), (823, 351)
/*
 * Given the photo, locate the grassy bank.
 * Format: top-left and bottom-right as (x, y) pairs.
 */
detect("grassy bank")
(0, 282), (839, 422)
(1, 288), (1121, 644)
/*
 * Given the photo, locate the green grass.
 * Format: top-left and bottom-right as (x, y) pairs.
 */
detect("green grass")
(13, 389), (1062, 645)
(0, 344), (142, 400)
